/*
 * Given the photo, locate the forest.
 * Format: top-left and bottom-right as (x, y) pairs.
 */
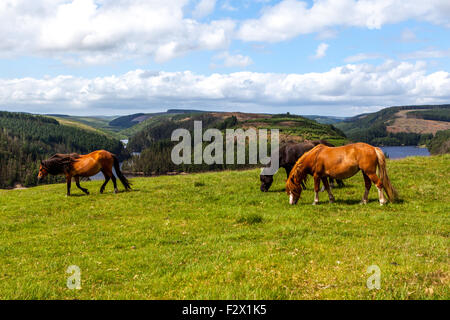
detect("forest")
(0, 111), (127, 188)
(427, 130), (450, 155)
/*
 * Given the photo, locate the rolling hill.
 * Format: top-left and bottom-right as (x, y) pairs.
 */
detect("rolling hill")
(335, 105), (450, 148)
(122, 111), (348, 175)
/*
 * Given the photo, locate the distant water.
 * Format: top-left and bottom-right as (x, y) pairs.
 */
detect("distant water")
(380, 146), (430, 159)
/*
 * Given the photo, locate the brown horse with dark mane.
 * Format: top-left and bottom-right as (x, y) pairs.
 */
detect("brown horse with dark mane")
(286, 143), (397, 206)
(260, 139), (344, 192)
(38, 150), (131, 196)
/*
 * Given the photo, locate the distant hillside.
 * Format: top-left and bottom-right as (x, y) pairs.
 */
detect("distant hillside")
(46, 114), (127, 140)
(123, 111), (347, 175)
(0, 111), (126, 188)
(108, 109), (206, 130)
(427, 130), (450, 155)
(335, 105), (450, 147)
(303, 115), (347, 124)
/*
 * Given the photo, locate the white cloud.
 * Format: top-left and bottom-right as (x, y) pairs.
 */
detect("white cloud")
(312, 43), (329, 59)
(212, 52), (253, 68)
(0, 0), (234, 64)
(221, 0), (237, 11)
(237, 0), (450, 42)
(401, 28), (417, 42)
(1, 0), (449, 66)
(400, 48), (450, 60)
(1, 61), (449, 116)
(192, 0), (216, 19)
(344, 53), (384, 63)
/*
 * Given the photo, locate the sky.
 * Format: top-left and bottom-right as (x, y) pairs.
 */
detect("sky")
(0, 0), (449, 117)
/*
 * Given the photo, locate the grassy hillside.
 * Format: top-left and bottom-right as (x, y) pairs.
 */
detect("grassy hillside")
(109, 110), (206, 131)
(46, 115), (127, 140)
(336, 105), (450, 147)
(303, 115), (347, 124)
(0, 155), (448, 299)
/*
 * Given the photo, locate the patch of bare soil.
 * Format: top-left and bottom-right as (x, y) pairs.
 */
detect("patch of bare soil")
(240, 122), (271, 129)
(277, 121), (299, 127)
(13, 183), (27, 190)
(386, 110), (450, 134)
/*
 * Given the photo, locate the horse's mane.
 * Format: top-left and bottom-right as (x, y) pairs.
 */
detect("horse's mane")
(310, 139), (335, 147)
(42, 153), (80, 175)
(286, 144), (325, 196)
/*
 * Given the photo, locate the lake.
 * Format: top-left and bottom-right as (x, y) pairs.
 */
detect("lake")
(380, 146), (430, 159)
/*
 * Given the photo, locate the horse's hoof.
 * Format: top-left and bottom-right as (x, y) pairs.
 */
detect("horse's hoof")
(85, 191), (90, 195)
(312, 201), (318, 205)
(114, 188), (119, 194)
(360, 200), (368, 205)
(329, 199), (335, 204)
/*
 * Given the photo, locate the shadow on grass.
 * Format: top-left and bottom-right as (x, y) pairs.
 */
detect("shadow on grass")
(67, 193), (88, 197)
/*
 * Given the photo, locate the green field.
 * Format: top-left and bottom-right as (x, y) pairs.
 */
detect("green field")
(0, 155), (448, 299)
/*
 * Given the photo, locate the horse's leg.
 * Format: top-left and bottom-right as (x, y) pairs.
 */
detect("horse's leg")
(313, 175), (321, 205)
(66, 175), (72, 197)
(329, 177), (336, 189)
(111, 174), (119, 194)
(361, 172), (371, 205)
(321, 177), (335, 203)
(366, 172), (387, 205)
(74, 176), (89, 195)
(99, 170), (111, 194)
(285, 165), (293, 178)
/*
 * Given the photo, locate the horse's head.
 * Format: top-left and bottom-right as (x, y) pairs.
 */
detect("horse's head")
(260, 174), (273, 192)
(286, 176), (302, 205)
(37, 162), (49, 181)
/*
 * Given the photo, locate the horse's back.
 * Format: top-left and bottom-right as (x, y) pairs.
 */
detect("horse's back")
(82, 150), (114, 161)
(282, 142), (315, 165)
(317, 143), (379, 177)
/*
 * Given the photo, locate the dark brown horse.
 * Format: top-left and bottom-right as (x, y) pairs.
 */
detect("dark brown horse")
(260, 140), (344, 192)
(286, 143), (397, 206)
(38, 150), (131, 196)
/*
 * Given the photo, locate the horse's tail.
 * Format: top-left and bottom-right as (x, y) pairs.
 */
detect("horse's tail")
(113, 155), (132, 191)
(375, 147), (398, 202)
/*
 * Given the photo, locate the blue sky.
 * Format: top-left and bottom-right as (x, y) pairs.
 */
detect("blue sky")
(0, 0), (449, 116)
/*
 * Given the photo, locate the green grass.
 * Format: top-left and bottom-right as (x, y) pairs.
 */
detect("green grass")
(47, 115), (127, 140)
(0, 155), (448, 299)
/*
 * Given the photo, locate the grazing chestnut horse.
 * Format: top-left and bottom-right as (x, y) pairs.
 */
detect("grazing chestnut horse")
(260, 139), (344, 192)
(286, 143), (397, 206)
(38, 150), (131, 196)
